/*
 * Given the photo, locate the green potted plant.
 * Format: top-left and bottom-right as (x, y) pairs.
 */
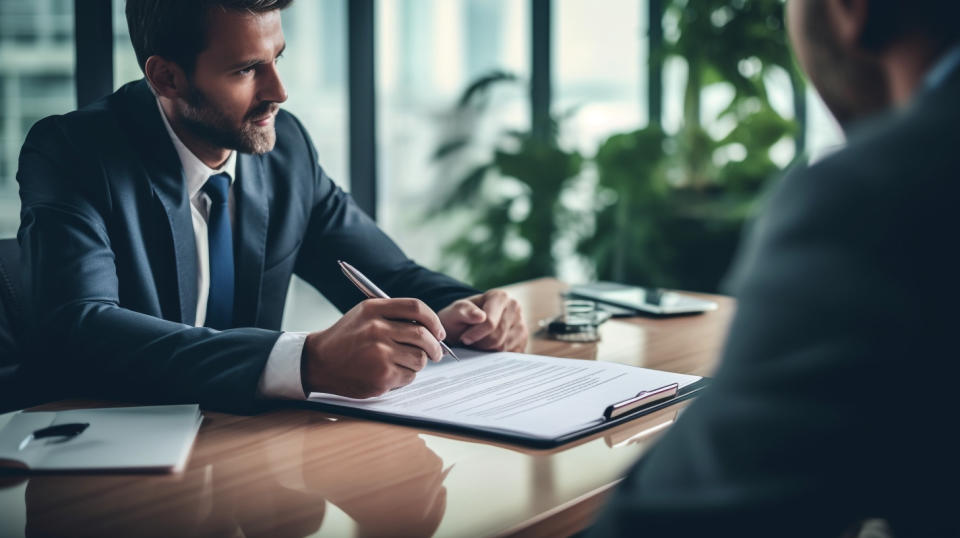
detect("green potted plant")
(429, 73), (583, 289)
(579, 0), (800, 292)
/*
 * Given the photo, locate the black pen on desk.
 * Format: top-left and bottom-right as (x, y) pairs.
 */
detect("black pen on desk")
(338, 260), (460, 361)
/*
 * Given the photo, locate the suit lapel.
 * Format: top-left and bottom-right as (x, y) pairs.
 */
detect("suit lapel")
(154, 167), (199, 327)
(118, 80), (198, 326)
(233, 153), (269, 327)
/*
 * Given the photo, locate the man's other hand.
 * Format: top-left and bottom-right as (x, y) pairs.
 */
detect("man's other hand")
(301, 298), (446, 398)
(437, 290), (528, 353)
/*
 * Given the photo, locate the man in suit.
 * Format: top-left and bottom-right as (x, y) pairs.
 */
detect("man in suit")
(15, 0), (527, 413)
(590, 0), (960, 536)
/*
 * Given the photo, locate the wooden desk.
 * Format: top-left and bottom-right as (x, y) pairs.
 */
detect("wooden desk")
(0, 278), (733, 537)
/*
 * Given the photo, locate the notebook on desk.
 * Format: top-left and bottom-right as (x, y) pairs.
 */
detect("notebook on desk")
(0, 404), (203, 473)
(304, 350), (708, 448)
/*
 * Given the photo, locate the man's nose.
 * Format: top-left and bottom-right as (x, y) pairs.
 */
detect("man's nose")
(259, 62), (288, 104)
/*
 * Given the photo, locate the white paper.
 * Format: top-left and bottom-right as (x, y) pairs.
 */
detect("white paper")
(308, 350), (701, 441)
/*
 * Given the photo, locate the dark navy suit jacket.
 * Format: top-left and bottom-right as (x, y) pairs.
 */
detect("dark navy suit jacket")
(17, 79), (476, 412)
(587, 61), (960, 536)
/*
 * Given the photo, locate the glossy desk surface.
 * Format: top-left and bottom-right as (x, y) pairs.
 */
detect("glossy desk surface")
(0, 278), (733, 537)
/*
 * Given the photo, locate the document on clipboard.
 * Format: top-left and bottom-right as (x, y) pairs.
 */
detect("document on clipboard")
(306, 349), (708, 447)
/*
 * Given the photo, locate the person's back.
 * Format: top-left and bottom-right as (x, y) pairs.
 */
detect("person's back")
(589, 1), (960, 535)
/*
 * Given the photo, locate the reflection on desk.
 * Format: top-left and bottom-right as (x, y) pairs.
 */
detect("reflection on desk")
(22, 414), (449, 537)
(3, 403), (685, 537)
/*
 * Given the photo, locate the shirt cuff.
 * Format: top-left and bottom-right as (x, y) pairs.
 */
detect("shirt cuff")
(257, 331), (309, 400)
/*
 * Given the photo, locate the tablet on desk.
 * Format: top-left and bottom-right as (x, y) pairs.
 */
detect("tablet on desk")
(568, 281), (718, 316)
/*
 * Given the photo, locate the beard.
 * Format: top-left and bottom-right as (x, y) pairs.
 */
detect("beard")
(799, 0), (890, 127)
(178, 83), (279, 155)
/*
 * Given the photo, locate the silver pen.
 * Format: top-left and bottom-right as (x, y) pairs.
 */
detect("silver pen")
(338, 260), (460, 361)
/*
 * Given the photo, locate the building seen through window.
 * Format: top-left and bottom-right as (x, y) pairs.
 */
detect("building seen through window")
(0, 0), (75, 237)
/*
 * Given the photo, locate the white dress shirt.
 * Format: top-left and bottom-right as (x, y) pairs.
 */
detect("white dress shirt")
(156, 99), (308, 400)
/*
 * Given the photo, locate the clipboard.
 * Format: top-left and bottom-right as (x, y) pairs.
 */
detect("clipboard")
(300, 351), (710, 448)
(302, 378), (707, 448)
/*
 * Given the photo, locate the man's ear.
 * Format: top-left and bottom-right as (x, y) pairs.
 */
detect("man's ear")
(825, 0), (870, 49)
(144, 55), (189, 99)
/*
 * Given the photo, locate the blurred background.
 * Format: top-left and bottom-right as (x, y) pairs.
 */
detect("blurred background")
(0, 0), (843, 329)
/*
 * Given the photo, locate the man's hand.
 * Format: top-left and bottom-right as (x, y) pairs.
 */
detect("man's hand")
(301, 298), (446, 398)
(437, 290), (528, 352)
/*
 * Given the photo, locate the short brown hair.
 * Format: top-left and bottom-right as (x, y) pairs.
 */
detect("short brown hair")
(125, 0), (293, 76)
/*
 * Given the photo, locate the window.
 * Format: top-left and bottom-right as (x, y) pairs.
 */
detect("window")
(3, 0), (845, 291)
(274, 0), (350, 188)
(0, 0), (75, 238)
(376, 0), (530, 272)
(555, 0), (645, 154)
(273, 0), (349, 330)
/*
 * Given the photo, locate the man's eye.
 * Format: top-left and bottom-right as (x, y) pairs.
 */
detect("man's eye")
(237, 66), (255, 76)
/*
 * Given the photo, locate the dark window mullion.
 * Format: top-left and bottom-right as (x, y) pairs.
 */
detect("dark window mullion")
(74, 0), (113, 108)
(647, 0), (663, 126)
(530, 0), (551, 142)
(347, 0), (377, 220)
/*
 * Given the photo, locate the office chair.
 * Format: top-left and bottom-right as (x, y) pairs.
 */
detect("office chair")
(0, 237), (25, 363)
(0, 237), (41, 412)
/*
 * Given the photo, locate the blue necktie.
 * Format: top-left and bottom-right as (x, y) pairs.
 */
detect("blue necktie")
(203, 173), (234, 329)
